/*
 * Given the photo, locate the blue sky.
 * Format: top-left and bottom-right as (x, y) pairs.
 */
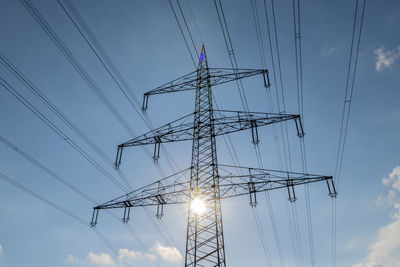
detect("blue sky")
(0, 0), (400, 266)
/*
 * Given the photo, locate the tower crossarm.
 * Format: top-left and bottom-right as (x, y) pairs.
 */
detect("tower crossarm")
(115, 110), (301, 166)
(141, 68), (269, 110)
(94, 167), (191, 210)
(144, 68), (269, 96)
(91, 164), (336, 226)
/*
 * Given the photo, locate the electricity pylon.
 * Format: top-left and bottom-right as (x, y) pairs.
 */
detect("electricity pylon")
(91, 45), (336, 267)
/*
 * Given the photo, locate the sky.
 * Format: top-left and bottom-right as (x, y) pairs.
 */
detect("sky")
(0, 0), (400, 266)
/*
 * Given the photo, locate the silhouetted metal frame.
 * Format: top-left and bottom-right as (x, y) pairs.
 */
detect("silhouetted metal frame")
(94, 47), (336, 267)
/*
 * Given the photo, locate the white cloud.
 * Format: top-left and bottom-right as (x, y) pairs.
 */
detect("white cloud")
(86, 252), (114, 266)
(376, 189), (397, 207)
(321, 46), (337, 57)
(383, 166), (400, 192)
(152, 242), (182, 263)
(354, 166), (400, 267)
(67, 243), (178, 266)
(67, 254), (83, 264)
(144, 253), (157, 261)
(118, 248), (140, 263)
(374, 46), (400, 71)
(0, 243), (3, 254)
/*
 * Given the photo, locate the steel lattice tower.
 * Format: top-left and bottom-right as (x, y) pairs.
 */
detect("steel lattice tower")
(185, 46), (225, 266)
(91, 45), (336, 267)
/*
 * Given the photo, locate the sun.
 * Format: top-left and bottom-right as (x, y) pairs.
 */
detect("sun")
(191, 197), (206, 215)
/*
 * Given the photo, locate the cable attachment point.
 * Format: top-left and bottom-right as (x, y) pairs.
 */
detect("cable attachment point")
(286, 178), (297, 202)
(153, 136), (161, 162)
(156, 182), (166, 219)
(90, 209), (99, 228)
(122, 201), (132, 224)
(250, 119), (260, 145)
(327, 179), (337, 198)
(142, 94), (149, 111)
(248, 169), (257, 207)
(115, 146), (123, 168)
(262, 70), (271, 88)
(295, 117), (305, 138)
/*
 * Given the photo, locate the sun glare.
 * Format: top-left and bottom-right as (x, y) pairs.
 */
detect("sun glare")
(191, 197), (206, 215)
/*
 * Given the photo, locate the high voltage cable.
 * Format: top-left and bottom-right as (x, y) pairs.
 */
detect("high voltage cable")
(57, 0), (184, 179)
(55, 0), (188, 246)
(0, 53), (132, 190)
(213, 1), (289, 265)
(168, 0), (196, 66)
(249, 1), (291, 265)
(18, 0), (167, 180)
(213, 1), (275, 263)
(290, 0), (316, 265)
(0, 134), (158, 266)
(214, 0), (251, 113)
(0, 171), (128, 267)
(176, 0), (198, 58)
(263, 0), (304, 265)
(0, 77), (129, 192)
(332, 1), (367, 266)
(252, 207), (273, 266)
(335, 0), (367, 190)
(0, 134), (98, 204)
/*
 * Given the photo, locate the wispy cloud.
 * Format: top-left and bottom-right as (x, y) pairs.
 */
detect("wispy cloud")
(374, 46), (400, 71)
(67, 242), (179, 266)
(354, 166), (400, 267)
(0, 243), (3, 254)
(67, 254), (82, 264)
(87, 252), (115, 266)
(117, 248), (156, 264)
(152, 241), (183, 263)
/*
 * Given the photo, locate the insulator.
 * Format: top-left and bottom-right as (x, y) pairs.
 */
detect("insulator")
(153, 137), (161, 162)
(142, 94), (149, 111)
(250, 120), (260, 145)
(248, 182), (257, 207)
(287, 180), (297, 202)
(90, 209), (99, 228)
(122, 206), (131, 224)
(295, 118), (305, 138)
(115, 146), (123, 168)
(327, 180), (337, 198)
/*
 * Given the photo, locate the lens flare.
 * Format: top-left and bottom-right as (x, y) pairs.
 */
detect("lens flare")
(191, 197), (206, 215)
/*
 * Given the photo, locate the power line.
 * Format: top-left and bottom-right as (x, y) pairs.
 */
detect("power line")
(0, 77), (129, 192)
(290, 0), (316, 265)
(19, 0), (167, 180)
(55, 1), (190, 247)
(0, 134), (156, 265)
(56, 0), (184, 180)
(168, 0), (196, 66)
(0, 52), (132, 190)
(332, 1), (367, 266)
(0, 170), (127, 266)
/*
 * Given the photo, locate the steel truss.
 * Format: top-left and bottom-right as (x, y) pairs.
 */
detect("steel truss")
(93, 46), (336, 267)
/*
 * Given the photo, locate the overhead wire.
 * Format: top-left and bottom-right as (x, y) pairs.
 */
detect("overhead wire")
(332, 0), (367, 266)
(263, 0), (304, 265)
(0, 52), (132, 190)
(290, 0), (316, 265)
(168, 0), (196, 66)
(56, 0), (184, 183)
(249, 0), (286, 265)
(18, 0), (167, 181)
(55, 0), (189, 248)
(0, 170), (129, 267)
(0, 134), (158, 266)
(0, 77), (129, 192)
